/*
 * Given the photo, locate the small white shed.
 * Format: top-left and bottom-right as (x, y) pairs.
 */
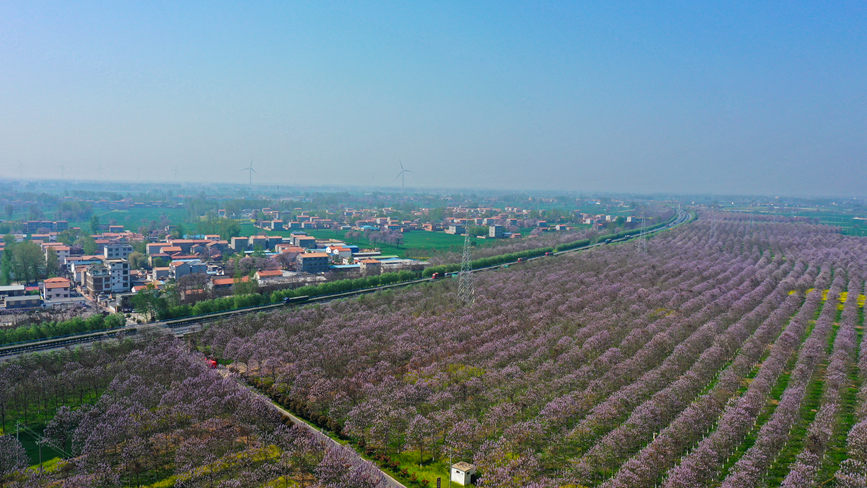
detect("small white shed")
(451, 462), (476, 486)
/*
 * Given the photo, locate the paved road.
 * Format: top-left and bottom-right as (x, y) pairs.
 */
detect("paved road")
(222, 368), (408, 488)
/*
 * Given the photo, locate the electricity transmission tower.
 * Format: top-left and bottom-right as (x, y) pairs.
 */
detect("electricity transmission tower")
(458, 230), (474, 305)
(636, 209), (648, 254)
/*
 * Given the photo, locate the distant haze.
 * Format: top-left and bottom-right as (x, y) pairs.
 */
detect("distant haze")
(1, 2), (865, 197)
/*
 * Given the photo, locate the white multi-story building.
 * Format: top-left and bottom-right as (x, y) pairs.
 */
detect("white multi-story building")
(103, 242), (133, 260)
(105, 259), (130, 293)
(42, 243), (71, 264)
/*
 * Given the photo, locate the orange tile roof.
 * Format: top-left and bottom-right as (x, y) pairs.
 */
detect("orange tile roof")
(169, 239), (206, 244)
(43, 277), (71, 289)
(256, 270), (283, 277)
(211, 276), (250, 286)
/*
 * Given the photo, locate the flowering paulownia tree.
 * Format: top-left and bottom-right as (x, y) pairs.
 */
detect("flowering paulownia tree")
(0, 435), (28, 475)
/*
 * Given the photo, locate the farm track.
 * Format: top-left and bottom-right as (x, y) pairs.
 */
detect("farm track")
(224, 369), (408, 488)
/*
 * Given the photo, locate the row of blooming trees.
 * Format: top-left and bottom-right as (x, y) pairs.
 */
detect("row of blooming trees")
(836, 278), (867, 486)
(781, 277), (862, 486)
(0, 335), (389, 487)
(196, 212), (866, 486)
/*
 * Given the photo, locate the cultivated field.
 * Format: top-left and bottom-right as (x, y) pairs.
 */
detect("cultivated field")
(199, 213), (867, 487)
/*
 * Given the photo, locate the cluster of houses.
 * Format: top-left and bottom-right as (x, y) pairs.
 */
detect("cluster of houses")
(0, 214), (432, 313)
(0, 227), (140, 310)
(138, 231), (422, 296)
(250, 206), (583, 239)
(253, 209), (337, 231)
(0, 200), (640, 312)
(238, 201), (645, 244)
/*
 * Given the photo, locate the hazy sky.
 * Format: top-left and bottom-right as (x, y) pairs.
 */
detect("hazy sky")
(1, 1), (865, 196)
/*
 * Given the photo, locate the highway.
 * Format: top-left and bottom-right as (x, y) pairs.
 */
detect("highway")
(0, 209), (691, 361)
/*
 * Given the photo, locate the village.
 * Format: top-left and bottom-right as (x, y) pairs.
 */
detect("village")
(0, 197), (642, 323)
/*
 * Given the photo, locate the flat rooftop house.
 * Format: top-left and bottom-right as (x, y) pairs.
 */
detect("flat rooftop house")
(0, 285), (26, 297)
(255, 269), (284, 280)
(451, 462), (476, 486)
(3, 295), (44, 310)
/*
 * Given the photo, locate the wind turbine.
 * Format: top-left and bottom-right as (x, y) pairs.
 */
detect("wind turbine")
(395, 160), (411, 192)
(241, 160), (256, 186)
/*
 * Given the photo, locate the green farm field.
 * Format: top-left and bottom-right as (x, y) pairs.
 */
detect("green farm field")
(728, 208), (867, 237)
(237, 222), (502, 258)
(70, 207), (189, 231)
